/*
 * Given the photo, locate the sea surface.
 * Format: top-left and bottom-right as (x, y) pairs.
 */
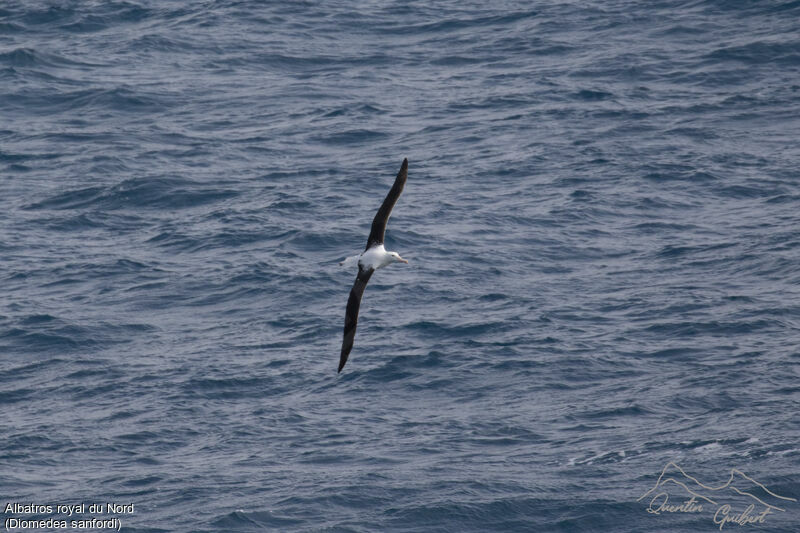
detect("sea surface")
(2, 1), (799, 532)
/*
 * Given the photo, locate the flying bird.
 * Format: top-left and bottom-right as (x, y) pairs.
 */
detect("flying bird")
(338, 158), (409, 372)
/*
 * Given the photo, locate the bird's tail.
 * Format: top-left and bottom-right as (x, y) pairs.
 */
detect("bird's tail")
(339, 254), (360, 268)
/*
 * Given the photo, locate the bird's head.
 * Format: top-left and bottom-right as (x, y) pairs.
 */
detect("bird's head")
(390, 252), (409, 264)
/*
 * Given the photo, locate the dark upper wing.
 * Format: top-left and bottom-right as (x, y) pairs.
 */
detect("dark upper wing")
(365, 158), (408, 250)
(339, 266), (375, 372)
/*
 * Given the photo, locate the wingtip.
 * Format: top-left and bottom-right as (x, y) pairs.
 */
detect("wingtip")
(401, 157), (408, 169)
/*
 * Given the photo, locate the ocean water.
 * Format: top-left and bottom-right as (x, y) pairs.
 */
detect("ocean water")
(2, 1), (799, 531)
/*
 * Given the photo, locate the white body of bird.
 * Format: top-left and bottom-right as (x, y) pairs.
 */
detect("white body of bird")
(340, 244), (407, 271)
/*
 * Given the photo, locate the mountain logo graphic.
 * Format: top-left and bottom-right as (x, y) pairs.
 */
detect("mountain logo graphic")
(638, 462), (796, 529)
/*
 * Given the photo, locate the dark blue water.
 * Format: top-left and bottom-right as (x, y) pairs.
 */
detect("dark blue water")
(2, 1), (799, 531)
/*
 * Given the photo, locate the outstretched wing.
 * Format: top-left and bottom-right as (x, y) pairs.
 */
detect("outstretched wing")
(365, 158), (408, 250)
(339, 266), (375, 372)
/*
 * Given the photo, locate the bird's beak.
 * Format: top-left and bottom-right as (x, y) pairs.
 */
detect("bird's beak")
(398, 256), (409, 264)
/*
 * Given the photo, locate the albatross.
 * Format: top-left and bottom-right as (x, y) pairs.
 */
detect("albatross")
(338, 158), (409, 373)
